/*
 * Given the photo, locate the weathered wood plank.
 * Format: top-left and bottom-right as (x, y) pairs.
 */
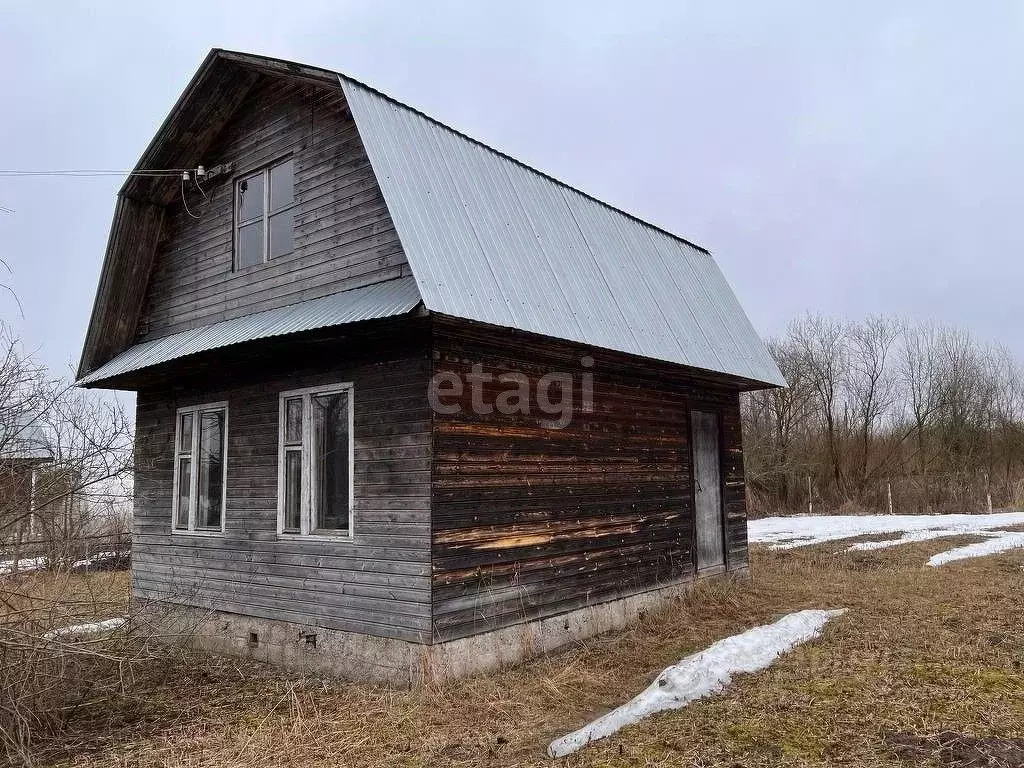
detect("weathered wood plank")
(132, 324), (433, 642)
(429, 318), (749, 641)
(135, 76), (407, 340)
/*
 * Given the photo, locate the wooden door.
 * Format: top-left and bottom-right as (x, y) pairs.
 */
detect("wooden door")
(691, 410), (725, 571)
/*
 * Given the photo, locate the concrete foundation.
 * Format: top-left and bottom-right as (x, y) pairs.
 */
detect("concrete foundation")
(159, 569), (747, 686)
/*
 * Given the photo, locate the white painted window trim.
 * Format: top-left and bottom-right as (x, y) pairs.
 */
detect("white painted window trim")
(277, 382), (355, 540)
(233, 156), (295, 270)
(171, 401), (229, 536)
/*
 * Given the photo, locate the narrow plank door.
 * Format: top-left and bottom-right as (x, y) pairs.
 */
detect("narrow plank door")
(691, 410), (725, 571)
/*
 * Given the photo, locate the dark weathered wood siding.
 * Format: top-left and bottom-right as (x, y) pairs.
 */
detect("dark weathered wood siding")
(131, 323), (432, 642)
(136, 75), (407, 340)
(429, 318), (748, 642)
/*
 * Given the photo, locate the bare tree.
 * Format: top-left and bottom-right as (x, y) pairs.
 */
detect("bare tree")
(897, 320), (944, 510)
(845, 316), (900, 494)
(790, 314), (849, 497)
(742, 336), (816, 510)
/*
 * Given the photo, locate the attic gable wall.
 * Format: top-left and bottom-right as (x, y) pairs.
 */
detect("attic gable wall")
(136, 75), (408, 341)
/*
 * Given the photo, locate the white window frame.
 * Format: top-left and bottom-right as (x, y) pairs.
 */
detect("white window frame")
(171, 402), (229, 536)
(233, 157), (295, 270)
(277, 383), (355, 540)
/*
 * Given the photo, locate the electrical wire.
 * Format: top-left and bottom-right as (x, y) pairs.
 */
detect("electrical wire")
(0, 166), (211, 219)
(180, 177), (201, 219)
(194, 175), (210, 202)
(0, 169), (190, 177)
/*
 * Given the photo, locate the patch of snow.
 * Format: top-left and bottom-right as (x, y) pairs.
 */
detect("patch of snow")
(70, 550), (130, 570)
(846, 529), (1004, 552)
(43, 617), (126, 640)
(749, 512), (1024, 550)
(927, 533), (1024, 567)
(0, 556), (47, 575)
(0, 549), (129, 577)
(749, 512), (1024, 566)
(547, 608), (845, 758)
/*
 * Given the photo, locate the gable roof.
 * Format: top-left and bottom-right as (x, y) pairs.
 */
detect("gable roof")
(78, 49), (785, 389)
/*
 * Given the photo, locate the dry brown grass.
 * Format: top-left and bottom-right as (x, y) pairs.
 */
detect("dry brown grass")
(26, 540), (1024, 768)
(1, 570), (134, 763)
(2, 570), (130, 627)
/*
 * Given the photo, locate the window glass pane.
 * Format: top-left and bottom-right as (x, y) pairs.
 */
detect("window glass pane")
(269, 159), (294, 212)
(311, 391), (350, 532)
(284, 450), (302, 532)
(237, 221), (264, 269)
(236, 172), (264, 223)
(269, 209), (294, 259)
(179, 412), (193, 453)
(197, 411), (225, 529)
(285, 397), (302, 445)
(175, 457), (191, 529)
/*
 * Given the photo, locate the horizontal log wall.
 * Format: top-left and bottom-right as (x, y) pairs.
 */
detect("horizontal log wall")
(430, 318), (748, 642)
(137, 74), (407, 340)
(131, 323), (432, 643)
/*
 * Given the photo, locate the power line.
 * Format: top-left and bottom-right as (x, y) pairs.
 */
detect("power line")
(0, 169), (189, 177)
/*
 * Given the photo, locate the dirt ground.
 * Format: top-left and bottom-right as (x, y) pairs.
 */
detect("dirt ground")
(27, 536), (1024, 767)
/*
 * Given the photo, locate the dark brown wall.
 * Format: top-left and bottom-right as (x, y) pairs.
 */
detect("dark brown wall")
(429, 318), (749, 642)
(136, 75), (408, 340)
(131, 321), (432, 642)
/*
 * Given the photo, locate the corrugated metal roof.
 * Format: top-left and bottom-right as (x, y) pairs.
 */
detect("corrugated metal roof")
(340, 76), (785, 387)
(78, 276), (422, 385)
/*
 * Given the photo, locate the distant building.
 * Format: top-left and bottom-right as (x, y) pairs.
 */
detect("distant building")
(77, 50), (785, 683)
(0, 419), (52, 543)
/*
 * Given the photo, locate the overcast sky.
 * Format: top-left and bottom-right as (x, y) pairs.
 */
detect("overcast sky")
(0, 1), (1022, 376)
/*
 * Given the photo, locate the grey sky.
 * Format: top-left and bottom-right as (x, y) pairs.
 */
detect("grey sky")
(1, 1), (1022, 376)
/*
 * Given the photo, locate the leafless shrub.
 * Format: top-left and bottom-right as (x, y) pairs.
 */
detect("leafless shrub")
(0, 324), (140, 763)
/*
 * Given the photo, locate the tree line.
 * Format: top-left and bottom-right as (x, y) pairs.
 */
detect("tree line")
(742, 314), (1024, 517)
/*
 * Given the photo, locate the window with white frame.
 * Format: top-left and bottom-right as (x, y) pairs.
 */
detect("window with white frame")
(234, 157), (295, 270)
(278, 384), (354, 537)
(173, 403), (228, 533)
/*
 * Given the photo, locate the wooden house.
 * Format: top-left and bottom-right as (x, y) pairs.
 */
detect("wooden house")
(77, 50), (785, 683)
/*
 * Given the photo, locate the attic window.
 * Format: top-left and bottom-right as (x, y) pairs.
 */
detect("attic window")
(235, 158), (295, 270)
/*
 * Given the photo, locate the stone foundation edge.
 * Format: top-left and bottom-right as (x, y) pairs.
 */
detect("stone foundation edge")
(149, 567), (748, 687)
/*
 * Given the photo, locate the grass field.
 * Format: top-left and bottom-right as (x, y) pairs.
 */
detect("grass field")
(27, 537), (1024, 767)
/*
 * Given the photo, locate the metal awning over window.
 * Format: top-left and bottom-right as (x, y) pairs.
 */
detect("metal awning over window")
(77, 276), (422, 386)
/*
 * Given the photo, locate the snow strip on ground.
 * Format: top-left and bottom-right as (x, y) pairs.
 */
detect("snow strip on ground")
(0, 555), (47, 575)
(846, 528), (1005, 552)
(927, 532), (1024, 566)
(547, 608), (845, 758)
(43, 617), (126, 640)
(0, 550), (129, 577)
(748, 512), (1024, 551)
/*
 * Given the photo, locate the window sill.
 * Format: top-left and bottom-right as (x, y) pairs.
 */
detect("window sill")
(277, 532), (354, 543)
(171, 529), (226, 538)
